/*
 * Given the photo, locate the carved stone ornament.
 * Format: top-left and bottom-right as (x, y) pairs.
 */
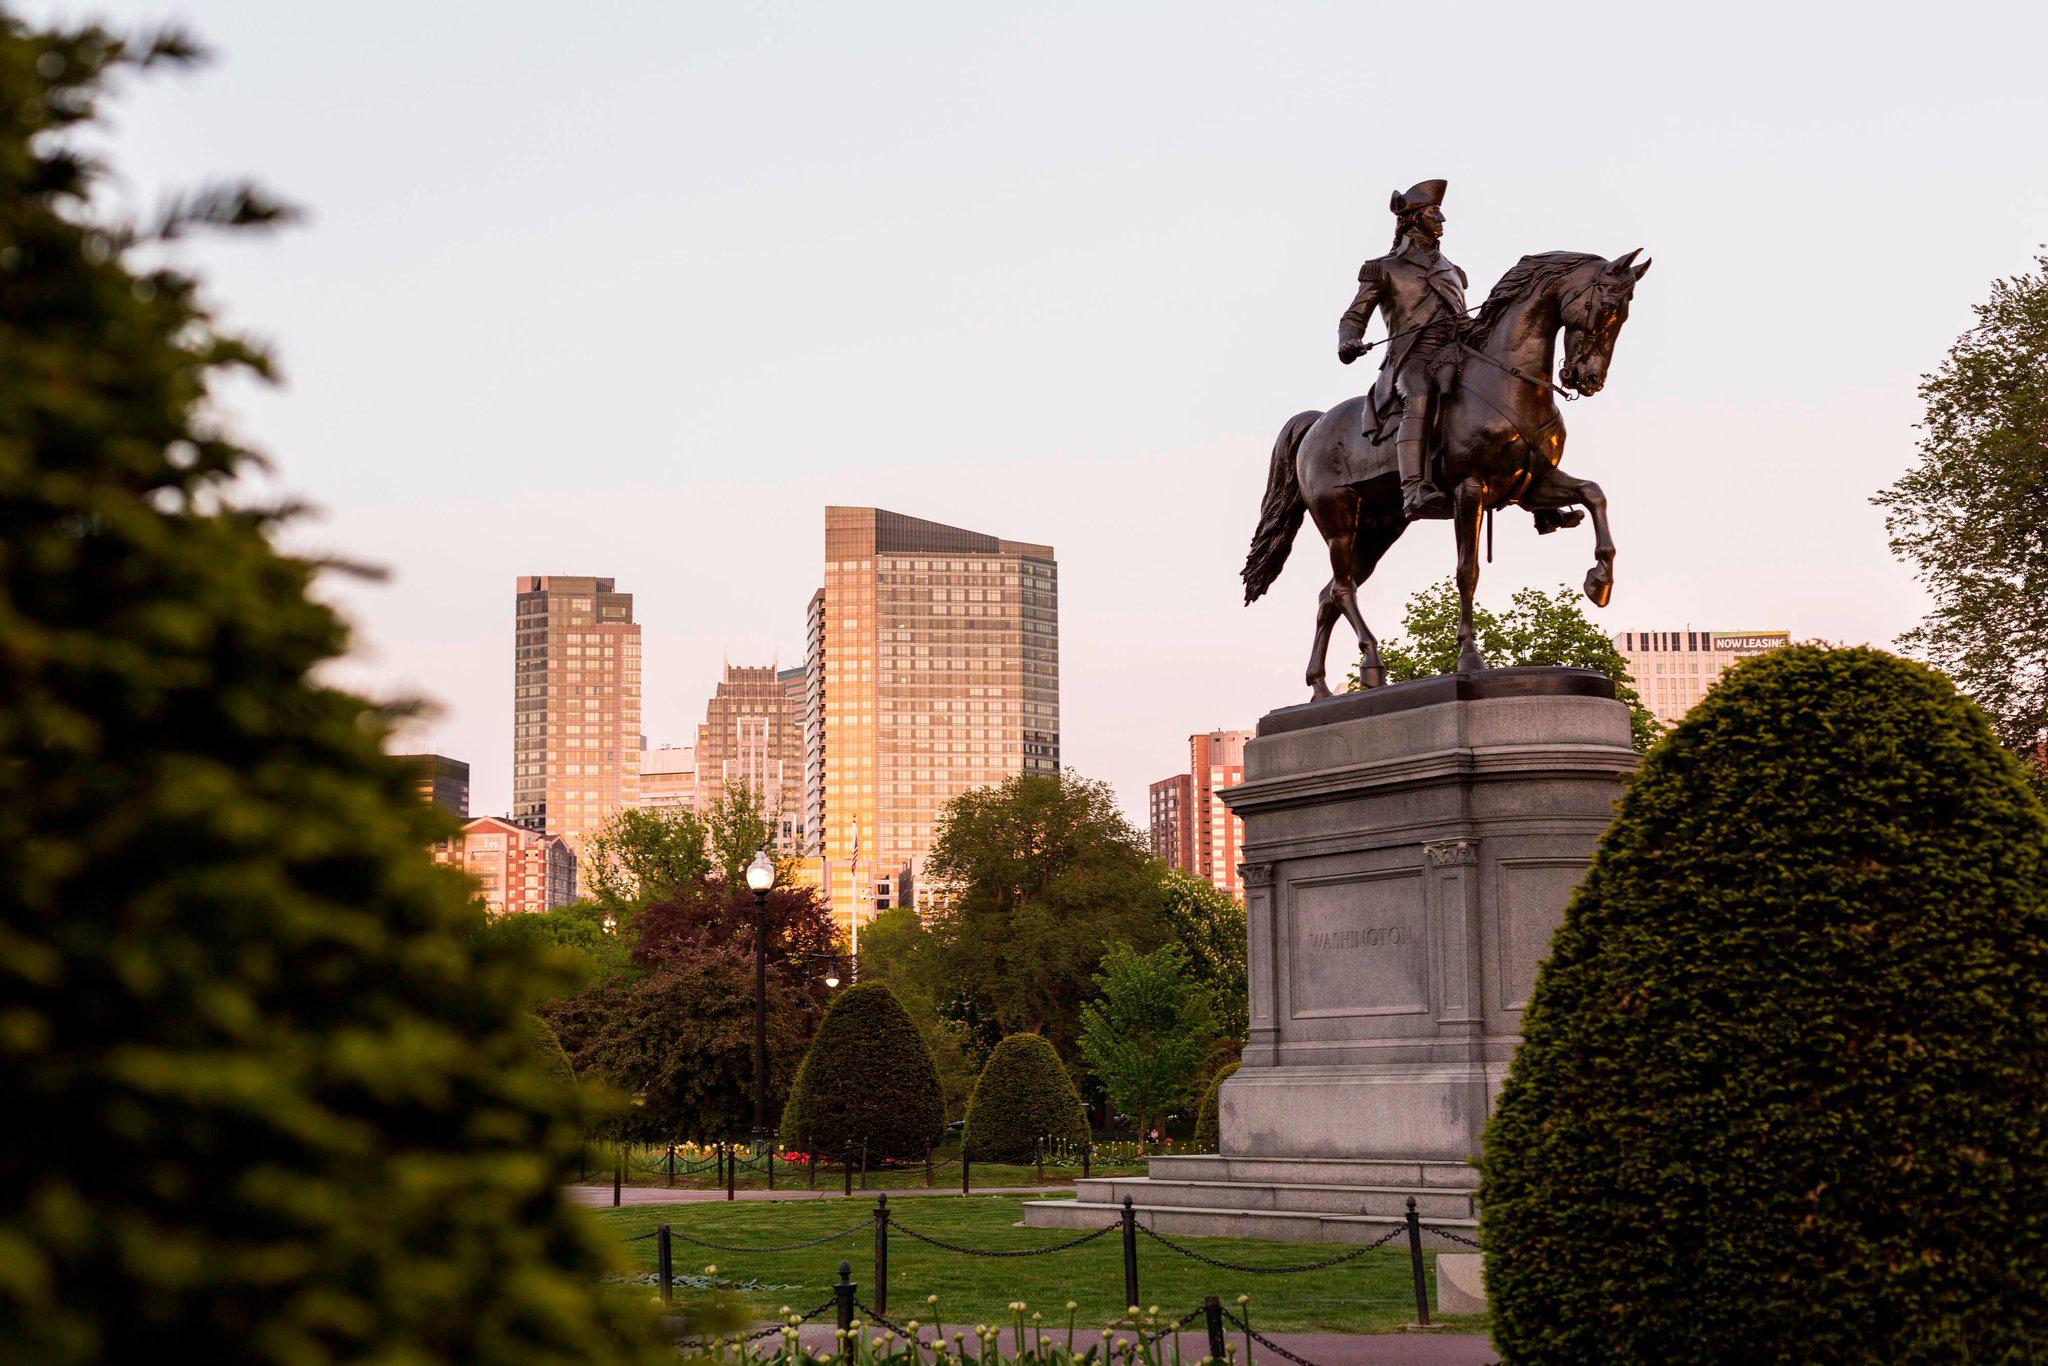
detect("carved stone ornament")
(1240, 862), (1275, 889)
(1424, 839), (1479, 867)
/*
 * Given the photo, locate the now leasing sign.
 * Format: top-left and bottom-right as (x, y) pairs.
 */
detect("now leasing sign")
(1713, 631), (1791, 655)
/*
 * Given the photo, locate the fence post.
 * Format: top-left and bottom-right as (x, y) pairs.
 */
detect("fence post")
(1082, 1139), (1091, 1181)
(872, 1193), (890, 1317)
(1120, 1194), (1139, 1310)
(1405, 1196), (1431, 1328)
(726, 1141), (737, 1201)
(924, 1144), (933, 1189)
(666, 1143), (675, 1188)
(1035, 1138), (1044, 1185)
(767, 1134), (776, 1191)
(612, 1146), (623, 1208)
(835, 1260), (856, 1335)
(714, 1141), (724, 1189)
(1203, 1295), (1225, 1362)
(961, 1147), (971, 1195)
(860, 1140), (869, 1192)
(656, 1223), (674, 1308)
(843, 1145), (853, 1198)
(808, 1149), (817, 1190)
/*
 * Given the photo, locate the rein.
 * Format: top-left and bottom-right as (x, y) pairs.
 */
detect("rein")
(1456, 341), (1581, 402)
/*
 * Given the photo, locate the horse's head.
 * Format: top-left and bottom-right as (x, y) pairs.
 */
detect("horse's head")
(1557, 249), (1651, 396)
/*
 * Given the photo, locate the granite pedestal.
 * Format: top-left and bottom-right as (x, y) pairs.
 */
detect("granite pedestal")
(1025, 667), (1634, 1244)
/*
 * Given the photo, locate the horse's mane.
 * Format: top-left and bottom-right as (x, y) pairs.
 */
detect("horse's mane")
(1460, 251), (1604, 346)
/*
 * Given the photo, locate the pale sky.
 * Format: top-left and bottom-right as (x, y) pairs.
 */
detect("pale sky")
(56, 0), (2048, 820)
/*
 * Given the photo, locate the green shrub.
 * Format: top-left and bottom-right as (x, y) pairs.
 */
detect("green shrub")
(961, 1034), (1090, 1161)
(0, 19), (661, 1361)
(1192, 1061), (1239, 1151)
(529, 1014), (577, 1087)
(1480, 646), (2048, 1362)
(780, 982), (944, 1160)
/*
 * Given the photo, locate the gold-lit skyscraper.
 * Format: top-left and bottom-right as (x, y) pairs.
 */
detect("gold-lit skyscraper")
(807, 507), (1059, 934)
(692, 663), (807, 853)
(512, 575), (641, 861)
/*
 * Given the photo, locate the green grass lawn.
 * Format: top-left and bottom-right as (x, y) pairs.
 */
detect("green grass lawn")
(587, 1194), (1486, 1336)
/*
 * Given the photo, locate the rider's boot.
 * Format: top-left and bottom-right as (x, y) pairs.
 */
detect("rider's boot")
(1395, 438), (1448, 520)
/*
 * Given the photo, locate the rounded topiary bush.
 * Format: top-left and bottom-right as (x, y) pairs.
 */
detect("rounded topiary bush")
(1192, 1061), (1238, 1151)
(1480, 646), (2048, 1362)
(780, 982), (944, 1160)
(961, 1034), (1090, 1161)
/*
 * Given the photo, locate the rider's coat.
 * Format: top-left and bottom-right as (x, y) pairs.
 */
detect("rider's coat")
(1338, 241), (1470, 424)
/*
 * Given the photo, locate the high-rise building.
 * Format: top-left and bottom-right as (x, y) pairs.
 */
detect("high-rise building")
(396, 752), (470, 819)
(633, 744), (697, 814)
(1613, 629), (1791, 726)
(807, 507), (1060, 934)
(692, 663), (806, 853)
(802, 589), (827, 856)
(1148, 730), (1251, 899)
(436, 815), (576, 916)
(512, 575), (641, 862)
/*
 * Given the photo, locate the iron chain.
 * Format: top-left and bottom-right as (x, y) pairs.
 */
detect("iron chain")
(1221, 1309), (1327, 1366)
(853, 1302), (909, 1335)
(1418, 1224), (1482, 1250)
(886, 1219), (1119, 1258)
(664, 1221), (867, 1253)
(1135, 1222), (1402, 1273)
(676, 1298), (837, 1350)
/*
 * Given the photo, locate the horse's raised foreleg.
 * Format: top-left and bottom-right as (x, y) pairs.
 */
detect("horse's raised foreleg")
(1523, 466), (1616, 607)
(1306, 582), (1342, 699)
(1453, 478), (1488, 673)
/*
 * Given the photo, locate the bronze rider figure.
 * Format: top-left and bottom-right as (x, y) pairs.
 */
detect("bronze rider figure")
(1336, 178), (1468, 520)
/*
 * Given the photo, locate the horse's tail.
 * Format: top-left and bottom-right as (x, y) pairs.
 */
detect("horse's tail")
(1242, 409), (1320, 603)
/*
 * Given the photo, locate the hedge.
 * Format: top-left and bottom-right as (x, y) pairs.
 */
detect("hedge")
(1479, 646), (2048, 1362)
(1192, 1061), (1239, 1151)
(780, 982), (945, 1160)
(961, 1034), (1090, 1161)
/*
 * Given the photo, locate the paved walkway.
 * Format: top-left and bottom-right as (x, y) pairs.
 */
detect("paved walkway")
(568, 1183), (1071, 1207)
(772, 1323), (1495, 1364)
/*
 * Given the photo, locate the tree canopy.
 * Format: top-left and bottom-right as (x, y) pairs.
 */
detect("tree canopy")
(581, 806), (713, 922)
(0, 17), (660, 1359)
(1077, 942), (1219, 1135)
(1356, 581), (1660, 750)
(1160, 870), (1248, 1045)
(1874, 253), (2048, 793)
(920, 771), (1169, 1058)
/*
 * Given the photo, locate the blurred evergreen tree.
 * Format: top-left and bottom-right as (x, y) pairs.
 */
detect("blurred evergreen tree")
(0, 16), (662, 1360)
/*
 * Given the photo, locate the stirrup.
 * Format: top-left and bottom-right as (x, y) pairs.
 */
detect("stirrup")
(1401, 483), (1449, 519)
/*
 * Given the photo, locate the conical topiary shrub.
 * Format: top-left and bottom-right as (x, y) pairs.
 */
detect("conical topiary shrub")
(961, 1034), (1090, 1162)
(1480, 646), (2048, 1361)
(780, 982), (944, 1161)
(0, 17), (662, 1362)
(1192, 1060), (1239, 1152)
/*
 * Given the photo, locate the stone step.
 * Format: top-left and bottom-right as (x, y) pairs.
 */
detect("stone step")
(1020, 1197), (1478, 1252)
(1144, 1154), (1479, 1190)
(1075, 1176), (1474, 1220)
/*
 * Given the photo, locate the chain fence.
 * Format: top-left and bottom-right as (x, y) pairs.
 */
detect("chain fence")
(887, 1219), (1119, 1258)
(1222, 1307), (1326, 1366)
(1136, 1222), (1403, 1274)
(610, 1179), (1477, 1347)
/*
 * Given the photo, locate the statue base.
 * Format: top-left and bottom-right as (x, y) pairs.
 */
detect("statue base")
(1024, 667), (1634, 1244)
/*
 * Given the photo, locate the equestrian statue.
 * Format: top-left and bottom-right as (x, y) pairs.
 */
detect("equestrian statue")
(1242, 177), (1651, 698)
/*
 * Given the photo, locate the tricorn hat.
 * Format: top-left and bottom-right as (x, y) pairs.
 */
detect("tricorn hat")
(1389, 179), (1448, 216)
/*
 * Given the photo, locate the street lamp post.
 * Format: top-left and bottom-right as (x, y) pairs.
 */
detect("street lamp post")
(745, 850), (776, 1149)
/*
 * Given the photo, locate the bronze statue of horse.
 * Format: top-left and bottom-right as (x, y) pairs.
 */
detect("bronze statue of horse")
(1243, 249), (1651, 698)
